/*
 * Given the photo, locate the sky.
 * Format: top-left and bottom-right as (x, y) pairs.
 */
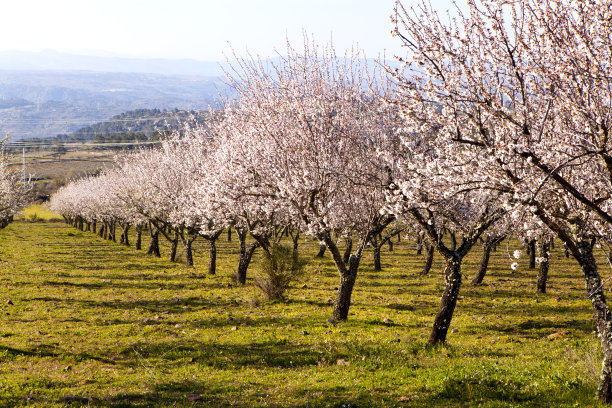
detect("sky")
(0, 0), (454, 61)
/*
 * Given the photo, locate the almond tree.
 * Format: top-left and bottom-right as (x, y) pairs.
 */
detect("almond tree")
(0, 148), (30, 226)
(213, 40), (397, 320)
(390, 0), (612, 400)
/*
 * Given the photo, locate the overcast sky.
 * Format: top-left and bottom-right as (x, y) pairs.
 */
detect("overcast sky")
(0, 0), (455, 61)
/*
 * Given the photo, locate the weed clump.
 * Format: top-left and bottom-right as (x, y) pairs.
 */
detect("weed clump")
(255, 245), (307, 300)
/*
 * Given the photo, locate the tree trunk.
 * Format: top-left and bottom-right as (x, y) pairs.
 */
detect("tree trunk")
(121, 224), (130, 246)
(135, 225), (142, 250)
(373, 245), (382, 271)
(575, 240), (612, 402)
(343, 236), (353, 264)
(536, 240), (550, 293)
(124, 225), (130, 246)
(147, 227), (161, 257)
(387, 238), (394, 252)
(371, 235), (382, 271)
(227, 228), (232, 242)
(316, 243), (326, 258)
(332, 257), (359, 321)
(184, 239), (194, 267)
(416, 232), (424, 255)
(429, 254), (462, 345)
(169, 231), (179, 262)
(208, 238), (217, 275)
(291, 230), (300, 256)
(110, 222), (117, 242)
(528, 240), (536, 269)
(421, 242), (434, 276)
(471, 240), (493, 286)
(236, 242), (258, 284)
(92, 221), (96, 234)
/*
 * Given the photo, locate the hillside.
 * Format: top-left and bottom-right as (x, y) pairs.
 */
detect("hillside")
(0, 70), (227, 139)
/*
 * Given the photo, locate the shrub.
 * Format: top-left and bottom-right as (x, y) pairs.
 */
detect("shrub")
(254, 244), (307, 300)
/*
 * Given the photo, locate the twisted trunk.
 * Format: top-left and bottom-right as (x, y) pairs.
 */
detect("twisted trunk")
(147, 226), (161, 257)
(471, 237), (500, 286)
(237, 243), (258, 284)
(421, 242), (434, 276)
(235, 227), (258, 284)
(429, 253), (462, 345)
(333, 256), (359, 320)
(577, 240), (612, 402)
(320, 231), (363, 321)
(120, 224), (130, 246)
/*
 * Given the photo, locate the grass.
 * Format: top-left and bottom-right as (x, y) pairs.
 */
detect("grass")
(19, 204), (63, 221)
(0, 218), (608, 407)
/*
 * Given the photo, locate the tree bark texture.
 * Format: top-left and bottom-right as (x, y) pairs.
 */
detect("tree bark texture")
(536, 240), (550, 293)
(147, 228), (161, 257)
(471, 240), (494, 286)
(528, 240), (536, 269)
(236, 242), (258, 284)
(208, 238), (217, 275)
(575, 240), (612, 402)
(421, 242), (434, 276)
(429, 254), (462, 345)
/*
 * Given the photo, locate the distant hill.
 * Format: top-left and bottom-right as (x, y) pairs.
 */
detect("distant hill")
(0, 70), (229, 139)
(67, 108), (210, 141)
(0, 51), (397, 140)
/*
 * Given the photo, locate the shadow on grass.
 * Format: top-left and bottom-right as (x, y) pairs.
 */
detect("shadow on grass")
(485, 318), (594, 337)
(0, 344), (116, 364)
(115, 340), (323, 370)
(410, 374), (595, 408)
(30, 295), (237, 315)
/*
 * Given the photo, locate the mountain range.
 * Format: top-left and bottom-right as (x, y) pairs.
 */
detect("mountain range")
(0, 51), (229, 139)
(0, 50), (397, 140)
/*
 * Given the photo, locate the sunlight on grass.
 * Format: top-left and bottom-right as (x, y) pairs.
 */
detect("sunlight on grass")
(0, 221), (606, 407)
(19, 204), (63, 221)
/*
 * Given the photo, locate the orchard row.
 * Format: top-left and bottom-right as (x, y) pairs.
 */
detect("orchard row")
(49, 0), (612, 403)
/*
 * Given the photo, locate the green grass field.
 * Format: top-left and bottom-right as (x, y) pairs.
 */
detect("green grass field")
(0, 219), (607, 407)
(19, 204), (64, 221)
